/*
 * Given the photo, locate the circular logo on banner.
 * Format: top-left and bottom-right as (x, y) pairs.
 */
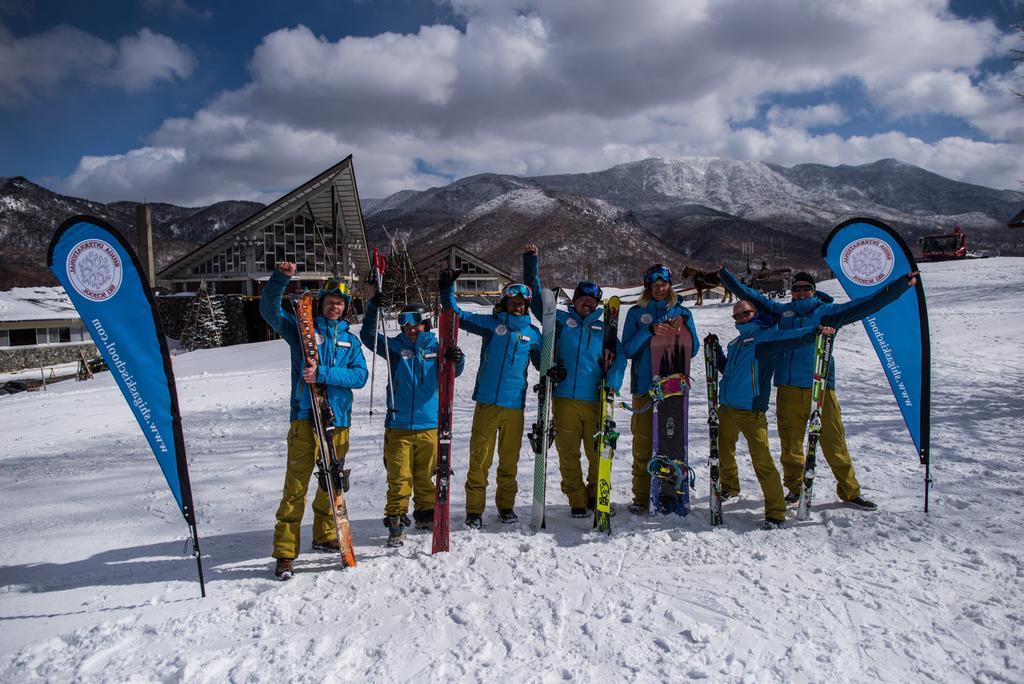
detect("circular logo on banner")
(495, 324), (508, 336)
(566, 318), (579, 328)
(66, 239), (123, 301)
(839, 238), (895, 286)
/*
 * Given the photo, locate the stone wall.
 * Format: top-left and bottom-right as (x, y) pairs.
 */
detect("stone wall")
(0, 342), (98, 372)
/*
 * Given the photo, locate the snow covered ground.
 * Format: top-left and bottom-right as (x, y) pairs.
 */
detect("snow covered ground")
(2, 258), (1023, 682)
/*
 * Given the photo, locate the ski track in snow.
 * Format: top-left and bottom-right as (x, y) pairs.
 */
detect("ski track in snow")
(1, 259), (1023, 682)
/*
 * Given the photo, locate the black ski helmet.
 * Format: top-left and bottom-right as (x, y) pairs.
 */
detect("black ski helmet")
(398, 303), (433, 331)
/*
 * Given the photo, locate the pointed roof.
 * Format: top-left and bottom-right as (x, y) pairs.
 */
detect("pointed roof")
(157, 155), (370, 280)
(415, 243), (514, 281)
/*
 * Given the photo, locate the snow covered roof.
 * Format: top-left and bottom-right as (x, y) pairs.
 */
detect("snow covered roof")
(0, 286), (80, 322)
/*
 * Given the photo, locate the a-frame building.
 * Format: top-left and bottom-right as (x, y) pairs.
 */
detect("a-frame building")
(415, 244), (514, 296)
(157, 156), (370, 295)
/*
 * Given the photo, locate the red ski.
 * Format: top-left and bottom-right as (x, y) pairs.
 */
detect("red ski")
(432, 309), (459, 553)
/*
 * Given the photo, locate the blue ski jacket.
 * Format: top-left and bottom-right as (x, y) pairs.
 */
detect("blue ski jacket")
(360, 299), (465, 430)
(720, 268), (910, 389)
(621, 297), (699, 396)
(260, 270), (368, 427)
(716, 319), (820, 412)
(523, 253), (626, 401)
(441, 284), (541, 410)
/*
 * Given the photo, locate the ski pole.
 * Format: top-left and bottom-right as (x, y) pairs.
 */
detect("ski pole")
(369, 249), (380, 417)
(369, 248), (396, 417)
(375, 255), (397, 414)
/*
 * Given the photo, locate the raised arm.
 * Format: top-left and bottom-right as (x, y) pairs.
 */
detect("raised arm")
(358, 295), (392, 360)
(259, 263), (300, 344)
(522, 245), (544, 321)
(720, 268), (786, 316)
(819, 273), (919, 329)
(441, 283), (491, 337)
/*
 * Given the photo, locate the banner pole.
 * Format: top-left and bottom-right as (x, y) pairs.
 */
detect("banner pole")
(924, 459), (931, 514)
(191, 523), (207, 598)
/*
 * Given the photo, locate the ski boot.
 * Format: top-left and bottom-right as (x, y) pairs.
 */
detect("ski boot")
(465, 513), (483, 529)
(384, 515), (406, 547)
(274, 557), (294, 581)
(498, 508), (519, 524)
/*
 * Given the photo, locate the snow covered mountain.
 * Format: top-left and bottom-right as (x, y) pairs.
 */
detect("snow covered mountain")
(366, 157), (1024, 284)
(0, 176), (263, 289)
(2, 258), (1022, 681)
(4, 157), (1022, 290)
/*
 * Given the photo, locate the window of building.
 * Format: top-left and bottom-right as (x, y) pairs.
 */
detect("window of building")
(8, 328), (36, 346)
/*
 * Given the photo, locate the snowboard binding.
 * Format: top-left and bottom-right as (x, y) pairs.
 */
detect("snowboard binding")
(593, 420), (619, 451)
(528, 421), (556, 454)
(318, 461), (351, 493)
(647, 456), (696, 495)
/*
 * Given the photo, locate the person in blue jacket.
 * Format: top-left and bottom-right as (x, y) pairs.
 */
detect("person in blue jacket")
(712, 299), (836, 528)
(260, 261), (368, 580)
(360, 295), (465, 546)
(523, 244), (627, 517)
(720, 267), (919, 510)
(620, 264), (699, 513)
(438, 268), (542, 529)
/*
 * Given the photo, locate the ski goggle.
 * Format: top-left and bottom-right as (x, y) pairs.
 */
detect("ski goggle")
(502, 283), (532, 301)
(644, 265), (672, 284)
(398, 311), (429, 327)
(574, 281), (603, 301)
(319, 279), (352, 299)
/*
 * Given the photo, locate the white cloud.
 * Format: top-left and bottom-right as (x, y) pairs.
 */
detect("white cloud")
(0, 24), (194, 106)
(57, 0), (1024, 201)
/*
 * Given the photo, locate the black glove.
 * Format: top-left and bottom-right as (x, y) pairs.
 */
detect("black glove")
(370, 291), (386, 307)
(438, 268), (463, 289)
(444, 346), (464, 363)
(546, 361), (567, 383)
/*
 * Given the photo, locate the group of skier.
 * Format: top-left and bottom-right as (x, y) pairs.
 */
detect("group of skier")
(260, 245), (919, 579)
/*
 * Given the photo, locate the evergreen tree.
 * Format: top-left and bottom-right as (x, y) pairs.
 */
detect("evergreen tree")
(180, 286), (226, 351)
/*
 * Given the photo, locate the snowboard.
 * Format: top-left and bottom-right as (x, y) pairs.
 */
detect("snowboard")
(593, 296), (621, 534)
(529, 288), (557, 530)
(647, 326), (693, 516)
(432, 309), (459, 553)
(796, 331), (836, 521)
(296, 291), (357, 568)
(703, 333), (724, 527)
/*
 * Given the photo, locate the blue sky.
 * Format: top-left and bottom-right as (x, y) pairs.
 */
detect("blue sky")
(1, 0), (1022, 204)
